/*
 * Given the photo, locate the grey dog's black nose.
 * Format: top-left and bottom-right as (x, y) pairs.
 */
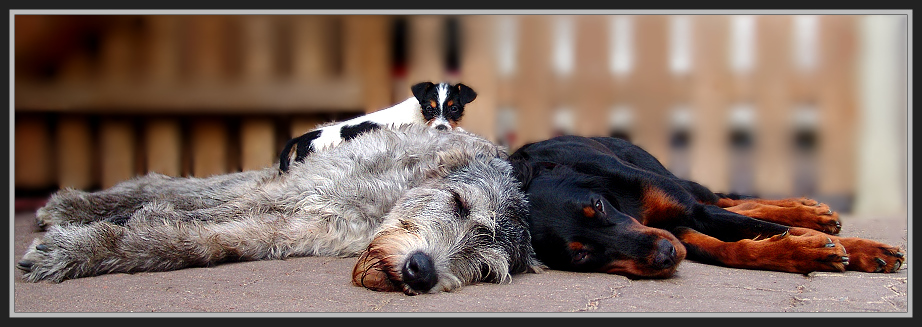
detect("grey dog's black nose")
(402, 251), (438, 293)
(652, 239), (678, 270)
(435, 125), (448, 131)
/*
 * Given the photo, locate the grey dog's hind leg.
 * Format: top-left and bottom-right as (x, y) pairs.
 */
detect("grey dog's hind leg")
(35, 170), (273, 228)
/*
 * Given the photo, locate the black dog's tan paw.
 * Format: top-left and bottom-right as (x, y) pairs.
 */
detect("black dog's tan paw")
(679, 227), (849, 274)
(836, 237), (905, 273)
(749, 231), (849, 273)
(789, 201), (841, 234)
(797, 197), (820, 207)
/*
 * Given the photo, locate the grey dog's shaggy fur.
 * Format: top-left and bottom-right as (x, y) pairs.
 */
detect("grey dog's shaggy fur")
(17, 125), (544, 295)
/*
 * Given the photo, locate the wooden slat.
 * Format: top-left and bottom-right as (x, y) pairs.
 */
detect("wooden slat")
(241, 15), (276, 84)
(190, 119), (228, 177)
(458, 15), (499, 142)
(572, 15), (613, 138)
(144, 15), (181, 86)
(185, 15), (228, 84)
(511, 15), (554, 149)
(752, 15), (795, 197)
(56, 115), (94, 190)
(343, 15), (393, 113)
(291, 116), (326, 137)
(99, 118), (136, 189)
(689, 15), (732, 192)
(240, 118), (276, 171)
(492, 15), (520, 149)
(407, 16), (446, 88)
(99, 17), (136, 87)
(15, 79), (364, 113)
(14, 116), (54, 189)
(817, 15), (858, 198)
(630, 15), (670, 162)
(291, 15), (336, 81)
(144, 118), (182, 177)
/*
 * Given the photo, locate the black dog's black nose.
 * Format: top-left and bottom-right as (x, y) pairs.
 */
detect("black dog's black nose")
(435, 125), (448, 131)
(402, 251), (438, 293)
(652, 239), (678, 269)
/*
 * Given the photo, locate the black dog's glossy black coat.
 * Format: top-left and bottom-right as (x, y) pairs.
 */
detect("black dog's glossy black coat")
(508, 135), (790, 277)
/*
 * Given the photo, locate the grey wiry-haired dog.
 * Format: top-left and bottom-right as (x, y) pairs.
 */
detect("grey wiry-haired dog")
(17, 125), (544, 295)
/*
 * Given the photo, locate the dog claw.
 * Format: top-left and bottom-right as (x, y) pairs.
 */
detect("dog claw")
(842, 256), (849, 265)
(16, 260), (33, 271)
(873, 258), (888, 272)
(824, 237), (835, 247)
(35, 244), (50, 252)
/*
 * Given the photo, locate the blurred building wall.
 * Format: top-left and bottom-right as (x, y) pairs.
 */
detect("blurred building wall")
(12, 13), (909, 215)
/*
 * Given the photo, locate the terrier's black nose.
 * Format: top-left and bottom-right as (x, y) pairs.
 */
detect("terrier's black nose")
(435, 125), (448, 131)
(402, 251), (438, 293)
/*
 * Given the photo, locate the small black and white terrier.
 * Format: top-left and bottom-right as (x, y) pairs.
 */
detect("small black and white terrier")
(278, 81), (477, 173)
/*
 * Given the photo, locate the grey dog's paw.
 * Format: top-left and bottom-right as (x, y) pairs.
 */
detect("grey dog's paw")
(16, 238), (60, 282)
(17, 237), (72, 283)
(34, 188), (90, 229)
(34, 205), (58, 229)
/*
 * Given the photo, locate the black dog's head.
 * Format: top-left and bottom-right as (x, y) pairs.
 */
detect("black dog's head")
(512, 160), (686, 279)
(411, 82), (477, 131)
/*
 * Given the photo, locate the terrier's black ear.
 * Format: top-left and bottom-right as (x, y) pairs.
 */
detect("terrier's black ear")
(456, 83), (477, 104)
(411, 82), (435, 100)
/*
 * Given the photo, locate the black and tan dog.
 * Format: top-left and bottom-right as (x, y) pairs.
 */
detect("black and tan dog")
(508, 135), (905, 278)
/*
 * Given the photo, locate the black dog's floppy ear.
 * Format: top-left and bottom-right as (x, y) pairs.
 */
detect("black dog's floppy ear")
(411, 82), (435, 100)
(510, 159), (558, 191)
(509, 159), (534, 191)
(456, 83), (477, 105)
(534, 161), (558, 171)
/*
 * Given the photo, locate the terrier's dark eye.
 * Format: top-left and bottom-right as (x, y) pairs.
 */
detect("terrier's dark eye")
(449, 106), (459, 113)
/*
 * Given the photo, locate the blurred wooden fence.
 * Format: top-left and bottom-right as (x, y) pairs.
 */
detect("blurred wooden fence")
(14, 14), (860, 210)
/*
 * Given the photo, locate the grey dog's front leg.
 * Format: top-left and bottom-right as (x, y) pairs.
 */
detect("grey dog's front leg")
(19, 199), (293, 282)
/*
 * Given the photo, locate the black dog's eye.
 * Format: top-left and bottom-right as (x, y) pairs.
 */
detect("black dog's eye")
(449, 106), (459, 113)
(572, 249), (590, 265)
(582, 199), (605, 218)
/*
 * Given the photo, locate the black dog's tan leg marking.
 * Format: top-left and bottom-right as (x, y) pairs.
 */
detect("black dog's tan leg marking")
(716, 197), (819, 208)
(717, 198), (841, 235)
(788, 228), (905, 273)
(674, 227), (849, 274)
(639, 186), (688, 227)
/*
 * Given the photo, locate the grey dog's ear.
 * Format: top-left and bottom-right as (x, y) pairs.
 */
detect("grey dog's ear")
(411, 82), (435, 100)
(425, 148), (474, 180)
(456, 83), (477, 104)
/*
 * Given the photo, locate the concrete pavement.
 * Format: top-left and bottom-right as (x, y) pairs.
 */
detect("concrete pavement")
(10, 211), (910, 317)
